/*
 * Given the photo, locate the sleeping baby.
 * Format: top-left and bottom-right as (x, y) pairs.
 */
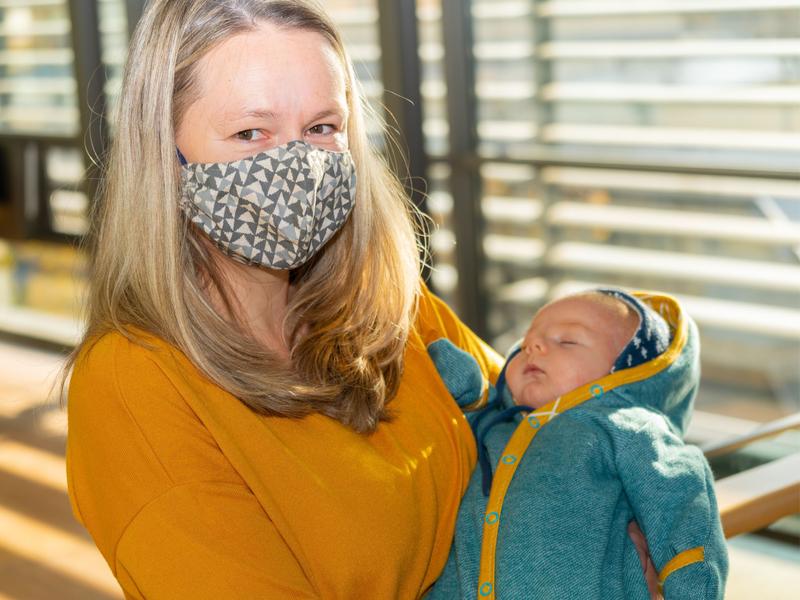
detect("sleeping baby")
(426, 288), (728, 600)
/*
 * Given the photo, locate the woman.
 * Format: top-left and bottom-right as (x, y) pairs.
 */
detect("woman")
(66, 1), (500, 597)
(66, 1), (657, 598)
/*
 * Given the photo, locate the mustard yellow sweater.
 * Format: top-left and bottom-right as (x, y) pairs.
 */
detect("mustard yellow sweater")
(66, 287), (502, 599)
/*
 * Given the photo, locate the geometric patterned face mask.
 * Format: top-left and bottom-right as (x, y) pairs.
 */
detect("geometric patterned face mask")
(179, 140), (356, 270)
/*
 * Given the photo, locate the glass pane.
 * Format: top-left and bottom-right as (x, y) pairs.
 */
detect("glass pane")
(426, 162), (458, 308)
(38, 0), (128, 236)
(97, 0), (127, 129)
(0, 0), (79, 135)
(485, 167), (800, 422)
(0, 236), (86, 345)
(473, 0), (538, 159)
(417, 0), (448, 157)
(460, 0), (800, 425)
(544, 5), (800, 167)
(326, 0), (386, 150)
(472, 0), (800, 167)
(8, 238), (86, 315)
(46, 144), (87, 235)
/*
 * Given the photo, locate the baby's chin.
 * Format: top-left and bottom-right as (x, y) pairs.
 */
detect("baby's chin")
(513, 386), (556, 410)
(507, 371), (551, 410)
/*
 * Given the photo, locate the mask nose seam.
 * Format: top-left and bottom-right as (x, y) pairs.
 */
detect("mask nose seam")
(305, 149), (327, 252)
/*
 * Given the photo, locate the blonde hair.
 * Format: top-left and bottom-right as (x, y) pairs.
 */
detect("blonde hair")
(66, 0), (424, 433)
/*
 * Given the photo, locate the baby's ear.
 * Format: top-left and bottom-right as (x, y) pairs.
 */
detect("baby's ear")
(427, 338), (485, 408)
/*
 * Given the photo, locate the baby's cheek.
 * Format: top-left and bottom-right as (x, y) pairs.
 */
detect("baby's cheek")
(574, 359), (610, 388)
(561, 363), (597, 393)
(505, 355), (524, 398)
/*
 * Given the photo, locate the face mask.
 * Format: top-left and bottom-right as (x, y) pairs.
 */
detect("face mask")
(179, 140), (356, 270)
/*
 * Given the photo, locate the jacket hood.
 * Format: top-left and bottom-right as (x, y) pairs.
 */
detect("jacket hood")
(605, 291), (700, 437)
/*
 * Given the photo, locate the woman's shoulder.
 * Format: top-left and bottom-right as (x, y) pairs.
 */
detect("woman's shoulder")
(69, 326), (202, 428)
(73, 326), (184, 384)
(66, 328), (243, 572)
(414, 282), (464, 344)
(413, 283), (504, 382)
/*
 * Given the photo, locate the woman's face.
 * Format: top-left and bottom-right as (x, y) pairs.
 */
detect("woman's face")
(175, 21), (349, 164)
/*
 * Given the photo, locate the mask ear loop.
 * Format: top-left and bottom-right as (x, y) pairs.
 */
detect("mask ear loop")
(176, 147), (188, 166)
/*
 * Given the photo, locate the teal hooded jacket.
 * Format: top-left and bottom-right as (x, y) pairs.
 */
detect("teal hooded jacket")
(425, 292), (728, 600)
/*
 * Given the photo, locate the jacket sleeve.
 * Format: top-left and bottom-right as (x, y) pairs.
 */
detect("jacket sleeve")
(427, 338), (487, 409)
(611, 408), (728, 600)
(66, 334), (319, 600)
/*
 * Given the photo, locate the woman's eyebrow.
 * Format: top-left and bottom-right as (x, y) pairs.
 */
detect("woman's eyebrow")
(225, 107), (347, 123)
(226, 108), (278, 121)
(308, 107), (348, 122)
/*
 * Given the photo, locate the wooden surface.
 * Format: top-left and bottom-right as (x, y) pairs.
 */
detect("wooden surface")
(716, 453), (800, 539)
(0, 340), (123, 600)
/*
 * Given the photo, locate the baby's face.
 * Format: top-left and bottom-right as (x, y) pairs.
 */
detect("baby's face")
(505, 295), (636, 409)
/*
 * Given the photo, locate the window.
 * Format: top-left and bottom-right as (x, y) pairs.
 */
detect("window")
(0, 0), (78, 136)
(421, 0), (800, 424)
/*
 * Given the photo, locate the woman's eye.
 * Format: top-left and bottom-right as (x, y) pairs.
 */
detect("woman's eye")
(559, 340), (577, 346)
(307, 124), (335, 136)
(235, 129), (261, 141)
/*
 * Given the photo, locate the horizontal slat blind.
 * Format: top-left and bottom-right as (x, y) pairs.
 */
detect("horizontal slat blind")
(0, 0), (78, 135)
(421, 0), (800, 420)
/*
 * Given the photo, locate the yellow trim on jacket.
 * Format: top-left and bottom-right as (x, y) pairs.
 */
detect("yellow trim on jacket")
(658, 546), (706, 593)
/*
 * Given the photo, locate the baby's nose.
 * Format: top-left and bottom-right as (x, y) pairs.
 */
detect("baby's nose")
(525, 337), (546, 357)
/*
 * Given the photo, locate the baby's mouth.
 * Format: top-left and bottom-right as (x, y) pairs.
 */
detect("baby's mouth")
(523, 364), (545, 376)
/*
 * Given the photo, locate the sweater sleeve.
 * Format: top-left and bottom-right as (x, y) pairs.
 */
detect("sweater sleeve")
(610, 408), (728, 600)
(66, 334), (318, 599)
(416, 283), (504, 388)
(114, 482), (317, 599)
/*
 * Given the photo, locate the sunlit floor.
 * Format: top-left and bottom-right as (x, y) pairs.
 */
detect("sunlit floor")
(0, 338), (121, 599)
(0, 338), (797, 599)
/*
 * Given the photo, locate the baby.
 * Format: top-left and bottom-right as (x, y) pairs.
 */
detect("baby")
(425, 289), (728, 600)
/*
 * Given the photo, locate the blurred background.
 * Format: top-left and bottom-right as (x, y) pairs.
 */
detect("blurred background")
(0, 0), (798, 598)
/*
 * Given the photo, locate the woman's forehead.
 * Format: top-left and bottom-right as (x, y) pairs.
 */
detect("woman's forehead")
(192, 23), (347, 119)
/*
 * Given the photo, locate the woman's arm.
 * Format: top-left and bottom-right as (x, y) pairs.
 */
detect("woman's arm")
(112, 481), (317, 599)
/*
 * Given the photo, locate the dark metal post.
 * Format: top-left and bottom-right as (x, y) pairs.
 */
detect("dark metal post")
(376, 0), (431, 283)
(67, 0), (107, 207)
(441, 0), (487, 338)
(0, 139), (25, 238)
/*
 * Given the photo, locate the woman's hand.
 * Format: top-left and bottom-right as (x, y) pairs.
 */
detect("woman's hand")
(628, 520), (664, 600)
